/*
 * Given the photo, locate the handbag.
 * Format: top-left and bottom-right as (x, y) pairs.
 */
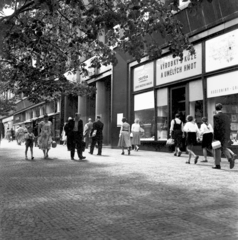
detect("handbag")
(166, 138), (174, 145)
(92, 130), (97, 137)
(52, 141), (57, 148)
(212, 140), (221, 149)
(130, 132), (133, 138)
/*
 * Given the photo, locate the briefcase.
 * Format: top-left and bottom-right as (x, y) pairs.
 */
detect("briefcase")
(212, 141), (221, 149)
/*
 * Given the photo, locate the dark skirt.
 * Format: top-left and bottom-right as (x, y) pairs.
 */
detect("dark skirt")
(25, 139), (33, 148)
(173, 130), (183, 148)
(186, 132), (197, 146)
(202, 132), (213, 149)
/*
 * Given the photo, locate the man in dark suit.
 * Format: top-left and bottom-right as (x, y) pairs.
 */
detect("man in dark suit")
(89, 116), (104, 155)
(0, 120), (5, 145)
(213, 103), (235, 169)
(67, 113), (86, 160)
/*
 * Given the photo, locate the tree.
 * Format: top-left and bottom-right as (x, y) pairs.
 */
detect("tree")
(0, 0), (212, 105)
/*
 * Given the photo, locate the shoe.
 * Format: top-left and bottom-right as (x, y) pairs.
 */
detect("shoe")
(89, 152), (93, 155)
(194, 156), (199, 164)
(185, 162), (190, 164)
(121, 152), (124, 155)
(80, 156), (86, 160)
(71, 158), (75, 160)
(201, 160), (208, 163)
(228, 158), (235, 169)
(31, 157), (34, 160)
(174, 152), (177, 156)
(97, 154), (101, 156)
(178, 152), (182, 157)
(212, 165), (221, 169)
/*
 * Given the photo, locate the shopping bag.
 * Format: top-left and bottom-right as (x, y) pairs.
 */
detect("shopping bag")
(92, 130), (97, 137)
(52, 141), (57, 148)
(130, 132), (133, 138)
(166, 138), (174, 146)
(212, 140), (221, 149)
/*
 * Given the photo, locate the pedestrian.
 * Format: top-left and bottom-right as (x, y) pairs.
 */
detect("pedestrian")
(67, 113), (86, 160)
(131, 118), (142, 151)
(169, 113), (184, 157)
(83, 118), (93, 149)
(89, 116), (104, 155)
(200, 117), (214, 163)
(0, 120), (4, 145)
(38, 114), (53, 159)
(24, 127), (35, 160)
(6, 128), (11, 142)
(33, 123), (38, 147)
(16, 125), (25, 145)
(63, 117), (72, 146)
(10, 128), (15, 141)
(118, 117), (131, 155)
(213, 103), (236, 169)
(183, 115), (200, 164)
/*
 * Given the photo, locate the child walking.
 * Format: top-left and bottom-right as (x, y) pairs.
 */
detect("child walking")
(25, 127), (35, 160)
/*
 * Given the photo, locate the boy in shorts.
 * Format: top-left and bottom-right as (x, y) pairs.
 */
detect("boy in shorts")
(25, 127), (35, 160)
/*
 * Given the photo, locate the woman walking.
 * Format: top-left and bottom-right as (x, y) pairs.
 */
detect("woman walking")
(200, 117), (214, 163)
(118, 117), (131, 155)
(169, 113), (184, 157)
(38, 114), (53, 159)
(131, 118), (142, 151)
(183, 115), (200, 164)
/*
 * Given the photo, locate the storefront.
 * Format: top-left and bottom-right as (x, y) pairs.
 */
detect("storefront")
(131, 44), (203, 150)
(206, 29), (238, 141)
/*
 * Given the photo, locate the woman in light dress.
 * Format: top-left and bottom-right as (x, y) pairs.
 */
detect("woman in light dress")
(118, 117), (131, 155)
(183, 115), (200, 164)
(38, 114), (53, 159)
(131, 118), (142, 151)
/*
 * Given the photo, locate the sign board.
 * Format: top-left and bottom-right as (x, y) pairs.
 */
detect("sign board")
(156, 44), (202, 85)
(206, 29), (238, 72)
(207, 71), (238, 98)
(133, 62), (154, 92)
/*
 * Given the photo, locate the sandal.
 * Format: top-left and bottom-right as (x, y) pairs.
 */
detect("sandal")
(201, 159), (208, 163)
(194, 156), (199, 164)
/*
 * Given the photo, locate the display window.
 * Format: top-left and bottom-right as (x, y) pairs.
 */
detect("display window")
(134, 91), (155, 141)
(207, 94), (238, 139)
(157, 88), (168, 140)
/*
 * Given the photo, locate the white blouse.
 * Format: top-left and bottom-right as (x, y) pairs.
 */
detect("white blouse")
(183, 122), (199, 133)
(131, 123), (140, 132)
(200, 123), (213, 135)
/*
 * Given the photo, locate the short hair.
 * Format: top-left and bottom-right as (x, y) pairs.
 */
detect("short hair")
(202, 117), (208, 123)
(97, 116), (101, 119)
(44, 114), (48, 118)
(122, 117), (127, 123)
(135, 118), (139, 123)
(88, 118), (92, 121)
(186, 115), (193, 122)
(215, 103), (223, 111)
(175, 113), (180, 118)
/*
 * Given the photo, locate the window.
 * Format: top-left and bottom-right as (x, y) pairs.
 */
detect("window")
(134, 91), (155, 141)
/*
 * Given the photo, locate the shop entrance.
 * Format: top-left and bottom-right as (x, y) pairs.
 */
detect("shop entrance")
(170, 86), (186, 123)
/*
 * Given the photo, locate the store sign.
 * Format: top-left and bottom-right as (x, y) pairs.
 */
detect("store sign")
(206, 29), (238, 72)
(207, 71), (238, 98)
(133, 62), (154, 92)
(156, 44), (202, 85)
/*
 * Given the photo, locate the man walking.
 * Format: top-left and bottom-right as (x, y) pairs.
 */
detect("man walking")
(213, 103), (236, 169)
(0, 120), (4, 145)
(89, 116), (104, 155)
(83, 118), (93, 149)
(67, 113), (86, 160)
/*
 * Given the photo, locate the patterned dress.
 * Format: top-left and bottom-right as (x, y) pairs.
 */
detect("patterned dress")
(38, 121), (52, 150)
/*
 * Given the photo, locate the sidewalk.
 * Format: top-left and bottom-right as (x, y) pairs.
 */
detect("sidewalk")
(0, 139), (238, 240)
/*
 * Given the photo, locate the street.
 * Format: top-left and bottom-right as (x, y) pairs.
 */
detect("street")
(0, 139), (238, 240)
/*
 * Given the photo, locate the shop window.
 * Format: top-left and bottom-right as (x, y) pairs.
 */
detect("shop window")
(207, 94), (238, 140)
(157, 88), (168, 140)
(134, 91), (155, 141)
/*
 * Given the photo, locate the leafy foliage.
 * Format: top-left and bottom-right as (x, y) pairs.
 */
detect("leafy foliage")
(0, 0), (212, 105)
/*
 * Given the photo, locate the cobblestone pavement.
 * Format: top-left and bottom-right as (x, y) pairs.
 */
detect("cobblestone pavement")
(0, 139), (238, 240)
